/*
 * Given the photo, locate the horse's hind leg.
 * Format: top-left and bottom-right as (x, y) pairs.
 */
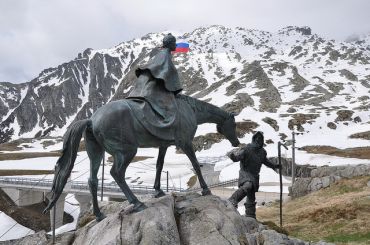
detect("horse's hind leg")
(110, 147), (147, 212)
(180, 142), (212, 196)
(85, 128), (105, 221)
(153, 146), (167, 198)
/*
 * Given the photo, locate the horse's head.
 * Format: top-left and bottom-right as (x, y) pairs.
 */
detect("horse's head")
(217, 113), (240, 147)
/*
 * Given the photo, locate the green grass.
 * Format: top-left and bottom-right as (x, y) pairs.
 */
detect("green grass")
(0, 169), (54, 176)
(261, 221), (289, 235)
(0, 152), (61, 161)
(320, 176), (367, 197)
(325, 231), (370, 243)
(336, 184), (362, 194)
(257, 176), (370, 244)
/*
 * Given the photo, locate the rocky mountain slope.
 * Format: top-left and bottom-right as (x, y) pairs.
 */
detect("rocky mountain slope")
(1, 25), (369, 147)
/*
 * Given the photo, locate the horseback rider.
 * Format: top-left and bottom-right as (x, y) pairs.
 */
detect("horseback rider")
(126, 33), (183, 141)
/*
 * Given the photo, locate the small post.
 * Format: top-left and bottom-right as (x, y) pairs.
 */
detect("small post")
(52, 206), (56, 244)
(292, 131), (296, 184)
(166, 171), (169, 192)
(278, 143), (283, 228)
(278, 142), (288, 228)
(101, 152), (105, 201)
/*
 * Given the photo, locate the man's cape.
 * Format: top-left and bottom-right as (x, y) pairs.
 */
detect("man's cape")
(127, 48), (183, 141)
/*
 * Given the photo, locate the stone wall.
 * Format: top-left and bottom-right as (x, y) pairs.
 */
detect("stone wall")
(268, 157), (370, 198)
(268, 157), (315, 178)
(290, 164), (370, 198)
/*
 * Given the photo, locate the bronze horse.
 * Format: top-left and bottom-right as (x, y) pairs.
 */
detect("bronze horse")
(44, 95), (240, 221)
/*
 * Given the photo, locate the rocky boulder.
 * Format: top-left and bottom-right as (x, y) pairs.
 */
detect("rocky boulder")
(175, 193), (260, 245)
(335, 110), (354, 122)
(222, 93), (254, 114)
(289, 67), (310, 92)
(192, 133), (224, 152)
(1, 231), (48, 245)
(262, 117), (279, 131)
(326, 122), (337, 129)
(5, 193), (334, 245)
(191, 120), (258, 151)
(287, 113), (319, 132)
(74, 195), (180, 245)
(349, 130), (370, 140)
(339, 69), (358, 81)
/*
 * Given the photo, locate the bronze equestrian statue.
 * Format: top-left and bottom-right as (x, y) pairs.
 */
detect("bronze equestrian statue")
(44, 34), (240, 221)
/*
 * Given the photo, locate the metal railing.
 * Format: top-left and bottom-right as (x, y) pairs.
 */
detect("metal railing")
(0, 177), (185, 195)
(0, 176), (240, 196)
(191, 178), (238, 191)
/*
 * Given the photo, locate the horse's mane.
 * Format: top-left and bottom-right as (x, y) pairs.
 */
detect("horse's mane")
(177, 94), (231, 119)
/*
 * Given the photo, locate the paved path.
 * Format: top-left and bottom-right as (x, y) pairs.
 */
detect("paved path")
(210, 187), (290, 205)
(0, 177), (184, 198)
(191, 162), (290, 206)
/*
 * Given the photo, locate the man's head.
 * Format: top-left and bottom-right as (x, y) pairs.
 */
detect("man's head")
(162, 33), (177, 51)
(252, 131), (264, 148)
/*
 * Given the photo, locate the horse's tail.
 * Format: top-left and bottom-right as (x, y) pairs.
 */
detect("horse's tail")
(43, 119), (91, 214)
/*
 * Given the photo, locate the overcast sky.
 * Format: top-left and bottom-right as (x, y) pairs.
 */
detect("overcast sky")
(1, 0), (370, 84)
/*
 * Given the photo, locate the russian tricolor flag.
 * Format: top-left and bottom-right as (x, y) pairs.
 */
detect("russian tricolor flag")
(174, 42), (190, 53)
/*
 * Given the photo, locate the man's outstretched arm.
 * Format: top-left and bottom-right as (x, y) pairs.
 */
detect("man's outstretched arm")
(263, 150), (279, 169)
(227, 146), (246, 162)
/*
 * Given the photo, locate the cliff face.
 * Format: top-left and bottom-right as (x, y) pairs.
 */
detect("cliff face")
(5, 193), (334, 245)
(0, 49), (134, 142)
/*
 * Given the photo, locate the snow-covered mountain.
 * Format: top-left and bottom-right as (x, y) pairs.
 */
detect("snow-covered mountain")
(1, 25), (370, 146)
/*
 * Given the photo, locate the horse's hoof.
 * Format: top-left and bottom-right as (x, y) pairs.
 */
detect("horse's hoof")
(133, 202), (147, 213)
(202, 189), (212, 196)
(154, 189), (166, 198)
(95, 212), (106, 222)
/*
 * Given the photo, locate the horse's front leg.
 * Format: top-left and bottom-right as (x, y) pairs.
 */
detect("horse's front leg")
(180, 142), (211, 196)
(153, 146), (168, 198)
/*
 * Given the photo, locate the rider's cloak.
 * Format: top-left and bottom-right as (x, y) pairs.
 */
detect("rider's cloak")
(126, 48), (183, 141)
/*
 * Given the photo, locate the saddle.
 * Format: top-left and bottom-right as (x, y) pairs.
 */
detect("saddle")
(126, 98), (178, 141)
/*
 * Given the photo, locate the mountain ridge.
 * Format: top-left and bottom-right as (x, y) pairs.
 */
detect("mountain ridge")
(1, 25), (369, 144)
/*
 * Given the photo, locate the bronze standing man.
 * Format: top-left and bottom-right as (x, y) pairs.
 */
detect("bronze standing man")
(227, 131), (279, 218)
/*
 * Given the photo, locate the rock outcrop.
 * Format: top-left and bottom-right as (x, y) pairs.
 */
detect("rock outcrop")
(1, 230), (48, 245)
(74, 195), (180, 245)
(4, 193), (334, 245)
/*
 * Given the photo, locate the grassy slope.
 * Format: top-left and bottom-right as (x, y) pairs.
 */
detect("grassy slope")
(257, 176), (370, 244)
(300, 146), (370, 160)
(0, 169), (54, 176)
